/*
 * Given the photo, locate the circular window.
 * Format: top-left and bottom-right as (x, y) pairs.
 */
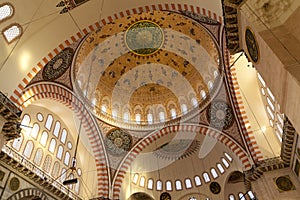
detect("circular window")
(67, 141), (72, 150)
(37, 113), (44, 122)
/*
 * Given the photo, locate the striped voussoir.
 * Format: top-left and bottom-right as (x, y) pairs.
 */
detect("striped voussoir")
(112, 124), (252, 199)
(10, 3), (221, 106)
(10, 4), (223, 198)
(225, 51), (263, 162)
(15, 83), (110, 198)
(7, 188), (48, 200)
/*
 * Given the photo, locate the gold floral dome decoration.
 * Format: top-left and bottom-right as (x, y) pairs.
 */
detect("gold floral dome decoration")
(72, 10), (222, 129)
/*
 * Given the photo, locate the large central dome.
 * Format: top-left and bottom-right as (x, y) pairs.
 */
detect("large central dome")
(72, 10), (222, 129)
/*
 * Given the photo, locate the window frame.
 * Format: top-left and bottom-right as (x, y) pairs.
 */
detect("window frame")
(0, 3), (14, 23)
(2, 23), (23, 44)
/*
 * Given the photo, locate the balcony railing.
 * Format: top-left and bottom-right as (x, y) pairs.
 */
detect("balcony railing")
(1, 145), (82, 200)
(0, 91), (21, 117)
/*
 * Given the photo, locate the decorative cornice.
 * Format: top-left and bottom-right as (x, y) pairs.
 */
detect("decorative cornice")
(222, 0), (246, 54)
(244, 156), (286, 190)
(0, 146), (81, 200)
(281, 116), (297, 166)
(0, 91), (21, 141)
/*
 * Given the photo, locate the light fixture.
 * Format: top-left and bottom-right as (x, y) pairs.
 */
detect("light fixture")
(63, 178), (78, 185)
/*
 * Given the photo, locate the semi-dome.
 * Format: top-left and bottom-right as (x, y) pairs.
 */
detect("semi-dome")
(72, 10), (222, 129)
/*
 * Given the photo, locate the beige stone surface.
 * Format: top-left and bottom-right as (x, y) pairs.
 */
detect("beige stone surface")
(252, 168), (300, 200)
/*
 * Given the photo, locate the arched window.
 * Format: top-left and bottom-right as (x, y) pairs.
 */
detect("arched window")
(139, 176), (145, 187)
(181, 104), (188, 114)
(33, 148), (43, 166)
(53, 121), (60, 137)
(52, 161), (60, 177)
(214, 70), (219, 79)
(185, 178), (192, 189)
(23, 141), (34, 158)
(92, 98), (97, 106)
(147, 113), (153, 124)
(101, 105), (107, 113)
(112, 109), (118, 119)
(248, 191), (255, 199)
(191, 97), (198, 107)
(43, 155), (52, 172)
(132, 173), (138, 184)
(30, 123), (39, 139)
(64, 151), (70, 166)
(57, 145), (63, 160)
(175, 180), (182, 190)
(75, 181), (80, 194)
(45, 114), (53, 130)
(123, 112), (130, 122)
(238, 193), (245, 200)
(21, 114), (31, 136)
(229, 194), (235, 200)
(12, 136), (22, 151)
(135, 113), (141, 124)
(159, 111), (165, 122)
(2, 23), (22, 44)
(48, 138), (56, 153)
(21, 114), (31, 126)
(67, 173), (74, 189)
(156, 180), (162, 191)
(40, 131), (48, 147)
(257, 72), (266, 86)
(224, 152), (233, 162)
(61, 129), (67, 144)
(203, 172), (210, 183)
(211, 168), (218, 179)
(217, 163), (225, 174)
(221, 158), (230, 168)
(61, 168), (66, 182)
(170, 109), (177, 119)
(0, 3), (14, 22)
(200, 90), (206, 99)
(166, 181), (172, 191)
(147, 179), (153, 189)
(194, 176), (202, 186)
(208, 81), (213, 89)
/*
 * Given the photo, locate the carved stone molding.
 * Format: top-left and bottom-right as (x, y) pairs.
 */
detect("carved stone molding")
(241, 0), (297, 30)
(244, 156), (286, 190)
(222, 0), (246, 54)
(0, 91), (21, 142)
(281, 116), (297, 166)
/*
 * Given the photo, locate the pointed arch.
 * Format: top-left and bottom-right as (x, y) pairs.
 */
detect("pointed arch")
(112, 124), (252, 199)
(13, 83), (110, 197)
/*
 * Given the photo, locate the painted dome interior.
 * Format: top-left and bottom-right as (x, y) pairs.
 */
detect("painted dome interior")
(72, 10), (222, 128)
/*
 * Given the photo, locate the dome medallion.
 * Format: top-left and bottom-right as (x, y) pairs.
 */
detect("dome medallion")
(72, 11), (222, 130)
(125, 20), (164, 56)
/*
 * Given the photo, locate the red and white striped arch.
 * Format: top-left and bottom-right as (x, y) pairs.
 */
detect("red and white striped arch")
(112, 124), (252, 199)
(8, 3), (262, 197)
(19, 83), (110, 198)
(7, 188), (48, 200)
(224, 49), (263, 162)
